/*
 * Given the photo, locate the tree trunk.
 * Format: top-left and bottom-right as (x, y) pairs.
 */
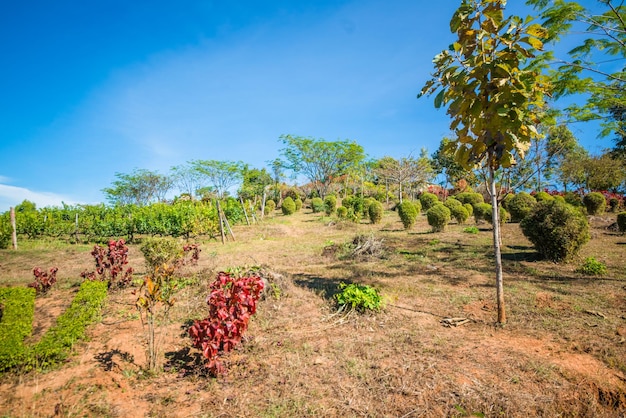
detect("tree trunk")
(489, 167), (506, 325)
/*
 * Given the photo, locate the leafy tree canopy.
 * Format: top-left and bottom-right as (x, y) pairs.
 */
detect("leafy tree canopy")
(278, 134), (365, 198)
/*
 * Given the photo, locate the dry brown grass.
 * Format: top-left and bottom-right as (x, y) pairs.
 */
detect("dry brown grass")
(0, 209), (625, 417)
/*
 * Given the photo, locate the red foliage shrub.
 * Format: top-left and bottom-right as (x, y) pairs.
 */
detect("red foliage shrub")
(189, 272), (264, 375)
(28, 267), (58, 294)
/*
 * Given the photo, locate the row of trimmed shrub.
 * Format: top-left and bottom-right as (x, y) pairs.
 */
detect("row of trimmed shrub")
(0, 280), (108, 372)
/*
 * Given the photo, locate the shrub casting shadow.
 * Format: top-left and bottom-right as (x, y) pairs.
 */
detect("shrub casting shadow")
(164, 347), (208, 377)
(95, 349), (135, 371)
(293, 273), (347, 301)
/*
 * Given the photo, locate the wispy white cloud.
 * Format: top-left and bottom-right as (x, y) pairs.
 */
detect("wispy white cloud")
(0, 184), (79, 212)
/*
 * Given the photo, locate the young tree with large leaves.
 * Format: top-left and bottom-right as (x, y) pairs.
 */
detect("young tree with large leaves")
(278, 134), (365, 199)
(420, 0), (551, 324)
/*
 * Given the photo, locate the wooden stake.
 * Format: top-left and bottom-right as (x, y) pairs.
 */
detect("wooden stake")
(240, 197), (250, 226)
(216, 200), (226, 244)
(10, 207), (17, 250)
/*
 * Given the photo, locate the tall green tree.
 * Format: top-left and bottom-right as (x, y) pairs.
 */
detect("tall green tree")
(170, 164), (203, 199)
(191, 160), (244, 199)
(504, 124), (579, 191)
(238, 166), (273, 202)
(374, 152), (433, 203)
(583, 151), (625, 191)
(420, 0), (551, 324)
(103, 169), (171, 206)
(431, 137), (478, 190)
(279, 134), (365, 198)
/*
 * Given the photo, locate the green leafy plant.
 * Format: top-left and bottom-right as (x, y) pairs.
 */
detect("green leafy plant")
(135, 267), (178, 372)
(337, 206), (348, 219)
(576, 257), (607, 276)
(30, 280), (108, 370)
(463, 226), (479, 234)
(294, 197), (303, 211)
(0, 287), (35, 372)
(335, 282), (383, 312)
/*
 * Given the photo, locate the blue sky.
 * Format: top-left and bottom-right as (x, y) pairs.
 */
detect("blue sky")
(0, 0), (607, 212)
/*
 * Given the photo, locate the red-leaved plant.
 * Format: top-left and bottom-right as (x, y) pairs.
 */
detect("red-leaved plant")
(182, 243), (201, 265)
(189, 272), (264, 375)
(28, 267), (59, 294)
(81, 239), (134, 288)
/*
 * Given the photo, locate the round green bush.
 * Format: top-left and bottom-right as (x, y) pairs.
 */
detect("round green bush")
(507, 192), (536, 222)
(426, 204), (451, 232)
(583, 192), (606, 215)
(342, 196), (365, 215)
(419, 192), (440, 211)
(609, 197), (621, 212)
(473, 203), (492, 223)
(454, 192), (484, 207)
(520, 200), (590, 262)
(324, 195), (337, 215)
(450, 205), (470, 224)
(463, 203), (473, 217)
(264, 199), (276, 215)
(534, 191), (554, 202)
(553, 195), (565, 204)
(281, 196), (296, 215)
(368, 200), (384, 224)
(443, 198), (463, 211)
(413, 200), (422, 215)
(140, 237), (183, 273)
(310, 197), (324, 213)
(564, 192), (583, 207)
(294, 198), (303, 211)
(397, 201), (418, 230)
(617, 212), (626, 233)
(337, 206), (348, 219)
